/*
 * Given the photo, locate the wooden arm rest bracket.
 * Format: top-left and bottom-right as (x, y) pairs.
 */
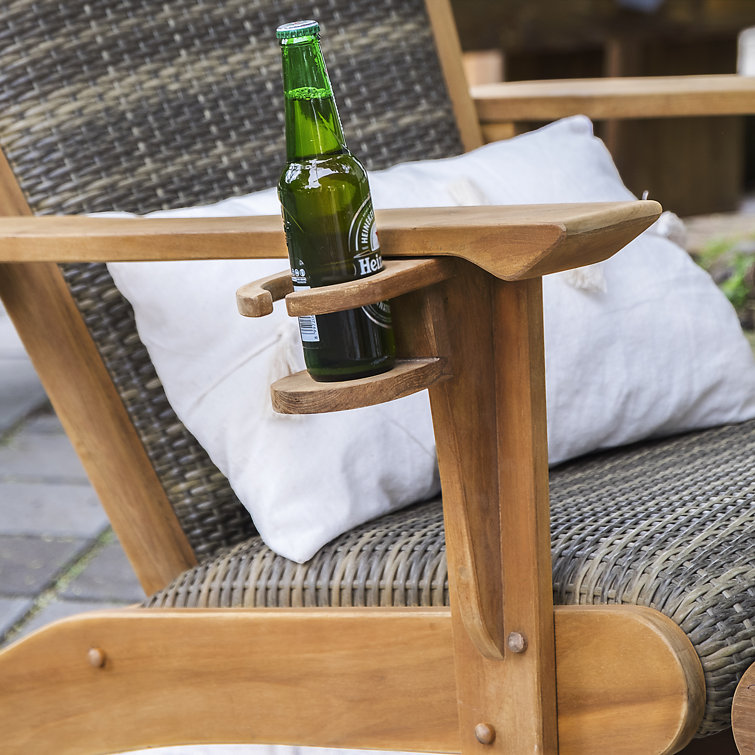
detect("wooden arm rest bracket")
(233, 198), (665, 754)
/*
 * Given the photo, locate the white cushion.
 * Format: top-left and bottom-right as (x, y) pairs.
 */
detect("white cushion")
(107, 115), (755, 562)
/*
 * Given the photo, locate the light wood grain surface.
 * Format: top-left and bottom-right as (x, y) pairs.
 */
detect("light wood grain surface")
(0, 604), (704, 755)
(0, 201), (661, 281)
(236, 259), (455, 318)
(271, 358), (450, 413)
(473, 74), (755, 122)
(428, 267), (558, 753)
(0, 156), (197, 596)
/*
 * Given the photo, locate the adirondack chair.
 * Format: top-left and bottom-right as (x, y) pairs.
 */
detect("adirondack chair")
(0, 1), (753, 754)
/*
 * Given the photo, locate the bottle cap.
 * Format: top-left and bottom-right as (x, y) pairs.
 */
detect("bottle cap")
(276, 20), (320, 39)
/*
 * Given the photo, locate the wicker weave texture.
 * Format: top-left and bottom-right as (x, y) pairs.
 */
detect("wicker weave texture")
(0, 0), (463, 558)
(550, 419), (755, 736)
(148, 419), (755, 737)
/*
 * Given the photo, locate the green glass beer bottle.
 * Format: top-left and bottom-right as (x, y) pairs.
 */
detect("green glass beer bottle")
(276, 20), (395, 382)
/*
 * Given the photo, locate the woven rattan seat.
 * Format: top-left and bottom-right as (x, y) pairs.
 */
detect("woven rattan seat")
(148, 418), (755, 736)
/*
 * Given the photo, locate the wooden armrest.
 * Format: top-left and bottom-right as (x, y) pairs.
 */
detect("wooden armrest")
(0, 200), (660, 281)
(473, 74), (755, 123)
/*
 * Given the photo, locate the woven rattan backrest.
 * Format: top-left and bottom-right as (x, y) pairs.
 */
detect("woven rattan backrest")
(0, 0), (463, 560)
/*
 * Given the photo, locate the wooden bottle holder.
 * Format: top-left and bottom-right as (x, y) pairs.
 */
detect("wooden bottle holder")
(235, 200), (662, 417)
(236, 257), (456, 413)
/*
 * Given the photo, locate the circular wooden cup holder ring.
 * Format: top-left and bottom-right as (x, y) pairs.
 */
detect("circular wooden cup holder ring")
(236, 258), (454, 414)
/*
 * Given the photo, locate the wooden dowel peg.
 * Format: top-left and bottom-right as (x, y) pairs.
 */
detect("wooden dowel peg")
(87, 647), (107, 668)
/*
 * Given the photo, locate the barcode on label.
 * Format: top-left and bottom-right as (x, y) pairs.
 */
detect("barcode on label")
(298, 314), (320, 343)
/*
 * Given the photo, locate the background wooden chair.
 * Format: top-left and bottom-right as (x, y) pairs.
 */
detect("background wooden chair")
(0, 0), (752, 753)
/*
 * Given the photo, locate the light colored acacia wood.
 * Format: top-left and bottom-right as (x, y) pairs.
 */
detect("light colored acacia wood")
(493, 275), (556, 750)
(462, 50), (504, 88)
(424, 0), (484, 151)
(0, 154), (196, 596)
(271, 358), (450, 414)
(285, 258), (456, 316)
(427, 265), (557, 753)
(236, 269), (294, 316)
(733, 661), (755, 754)
(0, 201), (661, 281)
(0, 214), (287, 262)
(236, 259), (455, 318)
(480, 122), (519, 142)
(0, 604), (704, 755)
(0, 151), (33, 216)
(473, 74), (755, 123)
(555, 606), (705, 754)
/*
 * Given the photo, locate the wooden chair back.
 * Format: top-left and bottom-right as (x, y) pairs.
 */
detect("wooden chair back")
(0, 0), (477, 592)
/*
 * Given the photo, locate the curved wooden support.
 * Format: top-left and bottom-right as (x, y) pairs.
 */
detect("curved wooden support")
(236, 258), (455, 318)
(271, 358), (450, 414)
(733, 661), (755, 754)
(0, 604), (703, 755)
(285, 259), (455, 316)
(236, 270), (294, 316)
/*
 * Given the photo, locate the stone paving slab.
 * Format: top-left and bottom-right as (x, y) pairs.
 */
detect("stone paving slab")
(0, 423), (90, 483)
(0, 310), (48, 434)
(60, 539), (145, 604)
(0, 480), (108, 538)
(0, 596), (33, 638)
(0, 534), (87, 596)
(23, 410), (68, 434)
(0, 357), (47, 436)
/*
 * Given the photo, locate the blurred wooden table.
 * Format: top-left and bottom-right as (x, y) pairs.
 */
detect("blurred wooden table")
(452, 0), (755, 216)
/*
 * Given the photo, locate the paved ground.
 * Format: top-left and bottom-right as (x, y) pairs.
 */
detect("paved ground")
(0, 306), (145, 650)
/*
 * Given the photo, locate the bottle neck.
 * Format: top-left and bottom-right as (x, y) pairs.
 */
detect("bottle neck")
(280, 35), (347, 161)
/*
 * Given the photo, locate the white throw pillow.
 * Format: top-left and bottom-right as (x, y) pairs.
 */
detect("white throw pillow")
(108, 115), (755, 561)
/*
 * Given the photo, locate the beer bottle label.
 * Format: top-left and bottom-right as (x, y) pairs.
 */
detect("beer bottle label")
(349, 196), (383, 280)
(291, 269), (320, 343)
(349, 197), (392, 331)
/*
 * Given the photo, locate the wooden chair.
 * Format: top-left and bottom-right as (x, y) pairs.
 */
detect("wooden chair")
(0, 1), (752, 753)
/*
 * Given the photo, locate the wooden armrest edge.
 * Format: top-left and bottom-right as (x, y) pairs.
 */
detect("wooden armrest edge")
(0, 202), (660, 276)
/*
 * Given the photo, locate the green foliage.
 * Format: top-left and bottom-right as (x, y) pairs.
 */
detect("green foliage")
(696, 235), (755, 330)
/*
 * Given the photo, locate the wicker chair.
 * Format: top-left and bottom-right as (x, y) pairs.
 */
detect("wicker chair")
(0, 1), (752, 753)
